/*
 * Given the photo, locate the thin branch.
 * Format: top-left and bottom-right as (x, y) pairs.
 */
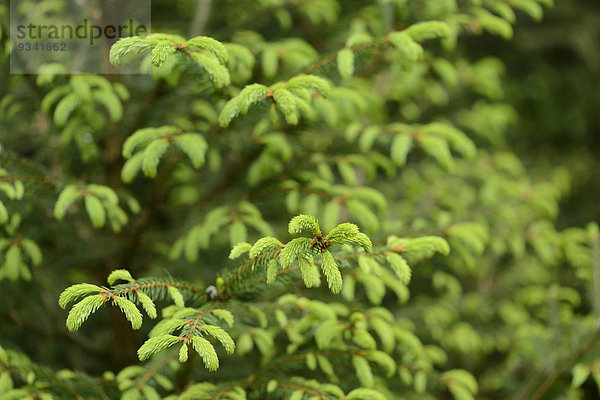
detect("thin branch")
(0, 364), (85, 399)
(249, 349), (355, 381)
(134, 348), (179, 391)
(111, 279), (205, 297)
(518, 318), (600, 400)
(301, 37), (389, 76)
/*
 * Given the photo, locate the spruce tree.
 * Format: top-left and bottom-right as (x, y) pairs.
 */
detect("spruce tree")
(1, 1), (599, 399)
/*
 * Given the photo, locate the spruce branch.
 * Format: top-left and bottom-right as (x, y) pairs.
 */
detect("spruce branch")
(518, 319), (600, 400)
(0, 360), (114, 400)
(300, 20), (449, 77)
(9, 1), (578, 398)
(219, 239), (430, 301)
(0, 151), (60, 187)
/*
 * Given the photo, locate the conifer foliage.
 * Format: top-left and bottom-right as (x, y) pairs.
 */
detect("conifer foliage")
(1, 1), (599, 399)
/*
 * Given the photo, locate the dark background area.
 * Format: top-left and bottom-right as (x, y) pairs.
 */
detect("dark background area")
(494, 0), (599, 227)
